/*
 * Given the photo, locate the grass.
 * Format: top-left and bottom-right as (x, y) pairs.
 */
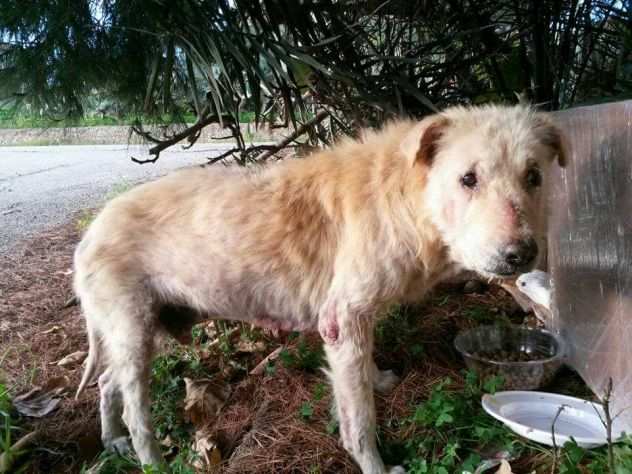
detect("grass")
(76, 181), (134, 232)
(278, 333), (324, 372)
(0, 111), (257, 129)
(0, 381), (31, 473)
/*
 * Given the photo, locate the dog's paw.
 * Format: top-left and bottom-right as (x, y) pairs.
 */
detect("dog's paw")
(387, 465), (407, 474)
(374, 369), (401, 394)
(104, 435), (132, 455)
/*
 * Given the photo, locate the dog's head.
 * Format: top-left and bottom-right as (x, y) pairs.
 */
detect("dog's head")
(402, 105), (568, 279)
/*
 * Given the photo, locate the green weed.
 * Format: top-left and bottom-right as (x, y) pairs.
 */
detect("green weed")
(104, 181), (133, 201)
(300, 401), (315, 420)
(557, 435), (632, 474)
(392, 371), (520, 473)
(76, 209), (97, 232)
(462, 305), (498, 324)
(299, 382), (329, 422)
(280, 336), (324, 372)
(0, 382), (31, 473)
(76, 181), (134, 232)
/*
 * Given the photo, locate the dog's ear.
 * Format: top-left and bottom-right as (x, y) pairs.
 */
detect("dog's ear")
(533, 114), (570, 167)
(401, 115), (450, 167)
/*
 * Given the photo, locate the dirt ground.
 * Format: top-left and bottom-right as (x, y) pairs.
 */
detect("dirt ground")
(0, 217), (592, 473)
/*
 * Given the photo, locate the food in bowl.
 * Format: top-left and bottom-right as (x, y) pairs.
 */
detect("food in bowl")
(454, 325), (565, 390)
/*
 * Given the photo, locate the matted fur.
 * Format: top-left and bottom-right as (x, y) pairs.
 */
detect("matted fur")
(74, 104), (567, 473)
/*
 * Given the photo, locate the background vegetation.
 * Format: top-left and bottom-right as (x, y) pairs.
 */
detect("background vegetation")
(1, 0), (631, 160)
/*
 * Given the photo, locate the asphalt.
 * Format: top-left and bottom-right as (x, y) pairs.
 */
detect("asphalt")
(0, 143), (238, 255)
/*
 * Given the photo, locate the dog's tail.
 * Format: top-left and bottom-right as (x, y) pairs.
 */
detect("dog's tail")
(75, 321), (102, 400)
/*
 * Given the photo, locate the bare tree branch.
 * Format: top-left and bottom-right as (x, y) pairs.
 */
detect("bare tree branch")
(255, 110), (329, 162)
(131, 111), (236, 164)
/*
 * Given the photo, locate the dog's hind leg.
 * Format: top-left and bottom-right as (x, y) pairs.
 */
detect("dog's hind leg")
(98, 368), (131, 454)
(104, 295), (163, 468)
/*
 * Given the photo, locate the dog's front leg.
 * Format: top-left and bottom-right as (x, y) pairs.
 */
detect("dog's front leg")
(320, 301), (404, 474)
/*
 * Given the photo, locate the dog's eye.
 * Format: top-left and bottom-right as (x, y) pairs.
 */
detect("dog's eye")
(526, 168), (542, 188)
(461, 172), (477, 189)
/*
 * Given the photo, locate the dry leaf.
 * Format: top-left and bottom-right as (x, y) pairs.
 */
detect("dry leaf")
(183, 378), (230, 426)
(496, 460), (514, 474)
(13, 376), (70, 417)
(235, 340), (266, 353)
(55, 350), (88, 369)
(192, 431), (222, 470)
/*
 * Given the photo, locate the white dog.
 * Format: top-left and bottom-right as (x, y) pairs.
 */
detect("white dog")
(74, 104), (567, 473)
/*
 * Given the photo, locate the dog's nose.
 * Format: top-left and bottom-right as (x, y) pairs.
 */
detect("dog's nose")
(502, 239), (538, 269)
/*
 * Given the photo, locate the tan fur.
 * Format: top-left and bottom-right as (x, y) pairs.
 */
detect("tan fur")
(74, 104), (566, 473)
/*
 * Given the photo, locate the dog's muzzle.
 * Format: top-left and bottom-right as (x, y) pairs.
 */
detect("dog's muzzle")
(487, 238), (538, 277)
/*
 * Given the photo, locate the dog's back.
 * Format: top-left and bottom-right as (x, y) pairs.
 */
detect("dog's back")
(74, 121), (425, 337)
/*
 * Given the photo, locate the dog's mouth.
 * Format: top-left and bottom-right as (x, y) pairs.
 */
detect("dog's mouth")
(482, 262), (536, 280)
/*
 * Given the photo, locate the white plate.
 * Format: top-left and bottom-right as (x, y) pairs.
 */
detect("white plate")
(482, 391), (627, 448)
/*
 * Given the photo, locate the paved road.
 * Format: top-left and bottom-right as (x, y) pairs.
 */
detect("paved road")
(0, 143), (238, 255)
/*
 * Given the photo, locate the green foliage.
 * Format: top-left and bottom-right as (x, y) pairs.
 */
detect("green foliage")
(2, 0), (631, 150)
(400, 371), (519, 473)
(299, 401), (314, 420)
(279, 337), (324, 372)
(557, 436), (632, 474)
(0, 383), (11, 417)
(376, 305), (426, 358)
(0, 383), (31, 473)
(613, 435), (632, 473)
(462, 306), (497, 324)
(0, 384), (16, 464)
(150, 347), (208, 441)
(80, 451), (140, 474)
(76, 209), (97, 232)
(312, 382), (326, 401)
(299, 381), (328, 422)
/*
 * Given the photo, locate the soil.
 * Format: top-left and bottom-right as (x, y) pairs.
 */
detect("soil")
(0, 217), (591, 473)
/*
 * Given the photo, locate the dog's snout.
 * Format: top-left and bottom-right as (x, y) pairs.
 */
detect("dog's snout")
(502, 239), (538, 269)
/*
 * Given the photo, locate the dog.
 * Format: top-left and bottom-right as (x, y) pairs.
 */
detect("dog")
(74, 104), (567, 473)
